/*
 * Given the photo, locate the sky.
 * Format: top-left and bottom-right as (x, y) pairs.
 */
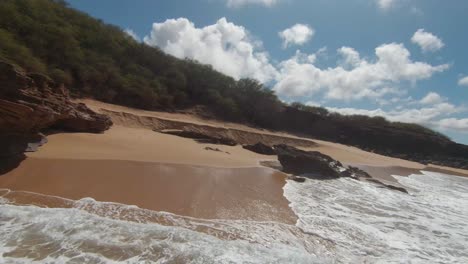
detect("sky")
(68, 0), (468, 144)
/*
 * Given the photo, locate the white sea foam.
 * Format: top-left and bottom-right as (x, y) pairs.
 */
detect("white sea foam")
(0, 198), (328, 263)
(1, 171), (467, 263)
(284, 171), (468, 263)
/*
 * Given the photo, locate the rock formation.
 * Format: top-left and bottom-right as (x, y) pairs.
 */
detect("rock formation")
(274, 144), (408, 193)
(0, 61), (112, 174)
(242, 142), (276, 155)
(274, 144), (369, 179)
(159, 129), (237, 146)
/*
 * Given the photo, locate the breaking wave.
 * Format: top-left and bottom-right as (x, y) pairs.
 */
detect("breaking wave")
(1, 170), (467, 263)
(284, 170), (468, 263)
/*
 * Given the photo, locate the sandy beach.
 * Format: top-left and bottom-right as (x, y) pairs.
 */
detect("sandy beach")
(0, 158), (295, 223)
(1, 99), (467, 224)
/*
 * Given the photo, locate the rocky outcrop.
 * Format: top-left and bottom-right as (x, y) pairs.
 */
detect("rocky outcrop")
(242, 143), (276, 155)
(274, 144), (370, 180)
(366, 179), (408, 194)
(0, 62), (112, 174)
(274, 144), (408, 193)
(159, 129), (237, 146)
(104, 109), (318, 148)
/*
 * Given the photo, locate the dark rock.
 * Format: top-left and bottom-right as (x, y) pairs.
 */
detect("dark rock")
(160, 129), (237, 146)
(346, 166), (372, 179)
(28, 72), (54, 92)
(0, 133), (40, 175)
(366, 179), (408, 194)
(0, 61), (112, 134)
(54, 102), (114, 133)
(275, 144), (407, 193)
(0, 154), (26, 175)
(0, 62), (31, 96)
(243, 142), (276, 155)
(0, 61), (113, 175)
(274, 144), (345, 179)
(288, 175), (306, 183)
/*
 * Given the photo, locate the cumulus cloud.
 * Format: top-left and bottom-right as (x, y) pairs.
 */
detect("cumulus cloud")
(328, 103), (457, 124)
(420, 92), (443, 105)
(437, 118), (468, 133)
(124, 28), (140, 41)
(143, 17), (278, 83)
(337, 47), (362, 69)
(328, 101), (465, 132)
(142, 18), (448, 103)
(278, 24), (315, 48)
(326, 89), (468, 134)
(411, 29), (444, 52)
(273, 43), (449, 101)
(458, 76), (468, 86)
(226, 0), (278, 8)
(141, 17), (463, 135)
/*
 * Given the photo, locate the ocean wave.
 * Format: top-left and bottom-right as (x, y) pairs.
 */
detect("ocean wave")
(0, 191), (330, 263)
(284, 171), (468, 263)
(2, 171), (467, 263)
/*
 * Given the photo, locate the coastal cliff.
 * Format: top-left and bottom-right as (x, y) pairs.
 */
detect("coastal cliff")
(0, 61), (112, 173)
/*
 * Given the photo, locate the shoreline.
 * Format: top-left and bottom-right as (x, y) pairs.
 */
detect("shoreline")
(1, 99), (467, 226)
(0, 157), (297, 224)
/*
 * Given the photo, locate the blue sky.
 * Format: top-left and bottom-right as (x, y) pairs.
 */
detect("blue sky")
(68, 0), (468, 144)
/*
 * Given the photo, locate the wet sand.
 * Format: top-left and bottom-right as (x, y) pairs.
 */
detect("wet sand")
(0, 158), (296, 224)
(426, 165), (468, 178)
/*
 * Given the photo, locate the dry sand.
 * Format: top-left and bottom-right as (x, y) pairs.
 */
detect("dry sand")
(1, 98), (467, 224)
(29, 125), (274, 168)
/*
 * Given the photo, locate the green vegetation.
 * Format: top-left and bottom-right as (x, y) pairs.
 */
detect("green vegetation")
(0, 0), (281, 124)
(1, 0), (458, 157)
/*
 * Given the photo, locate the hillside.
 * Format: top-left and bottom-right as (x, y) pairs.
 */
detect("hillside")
(0, 0), (467, 169)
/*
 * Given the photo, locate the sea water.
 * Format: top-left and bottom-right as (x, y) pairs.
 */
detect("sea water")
(1, 171), (467, 263)
(284, 170), (468, 263)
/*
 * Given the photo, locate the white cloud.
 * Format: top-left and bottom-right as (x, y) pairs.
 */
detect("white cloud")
(141, 17), (463, 136)
(437, 118), (468, 133)
(411, 29), (444, 52)
(124, 28), (140, 41)
(328, 101), (465, 133)
(376, 0), (398, 10)
(420, 92), (443, 105)
(458, 76), (468, 86)
(142, 18), (448, 103)
(274, 43), (449, 101)
(278, 24), (315, 48)
(337, 47), (362, 69)
(226, 0), (278, 8)
(143, 18), (278, 83)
